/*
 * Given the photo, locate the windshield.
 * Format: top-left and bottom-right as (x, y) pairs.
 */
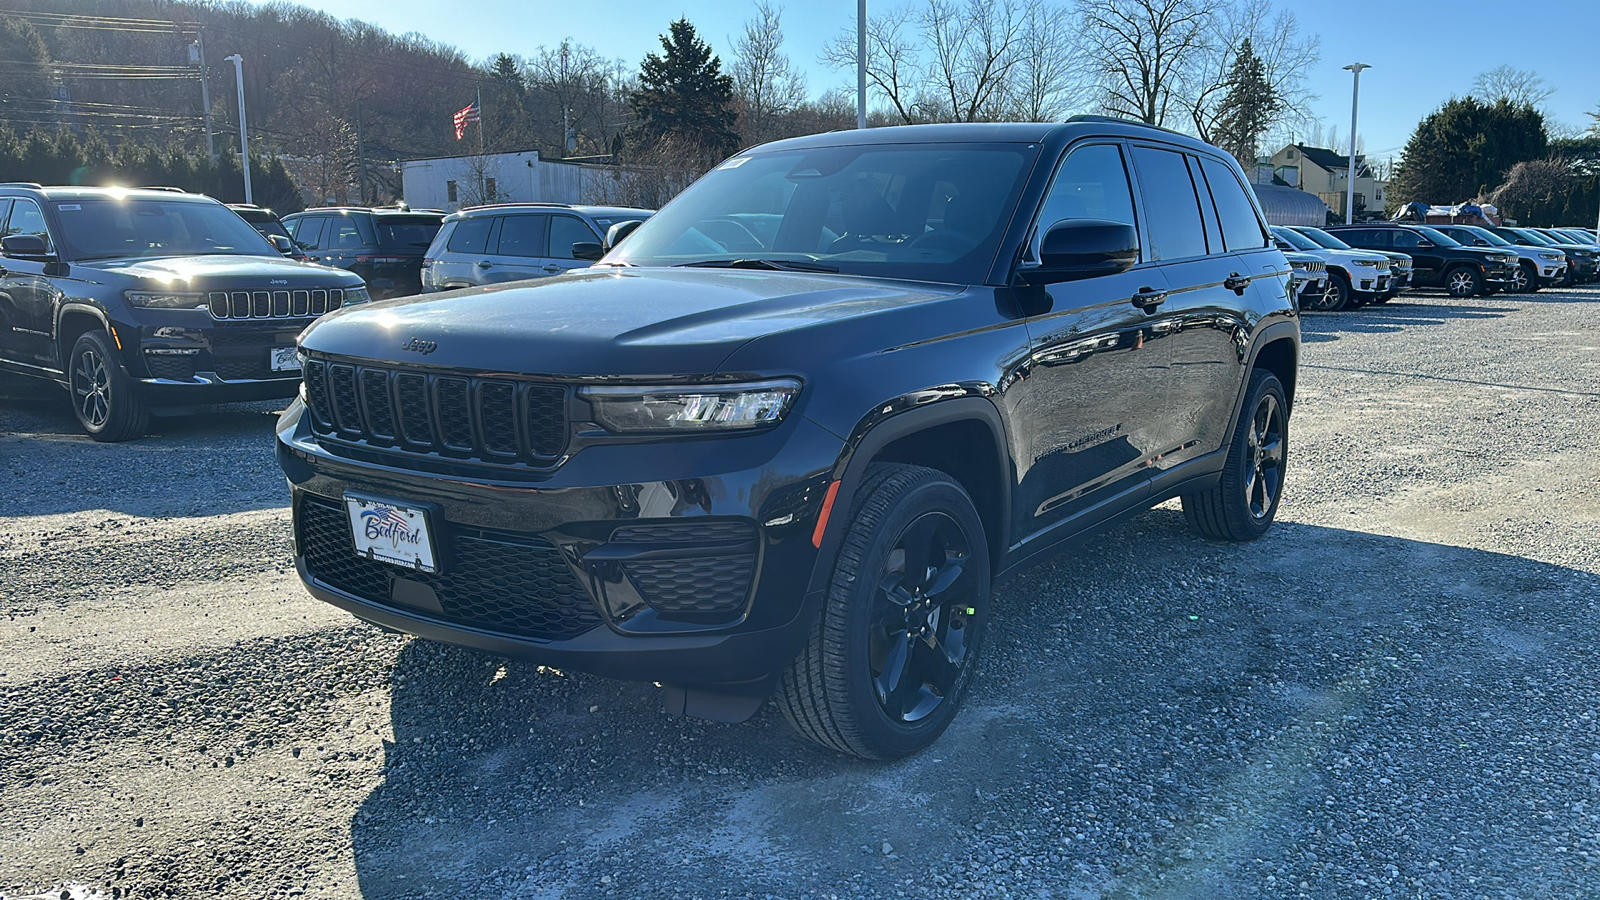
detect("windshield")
(1293, 227), (1353, 250)
(377, 216), (443, 252)
(1271, 227), (1319, 251)
(1458, 225), (1510, 246)
(52, 198), (277, 260)
(1510, 228), (1556, 246)
(1553, 230), (1592, 243)
(606, 142), (1039, 284)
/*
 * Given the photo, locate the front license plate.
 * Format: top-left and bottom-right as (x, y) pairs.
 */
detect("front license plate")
(270, 346), (300, 372)
(345, 495), (437, 573)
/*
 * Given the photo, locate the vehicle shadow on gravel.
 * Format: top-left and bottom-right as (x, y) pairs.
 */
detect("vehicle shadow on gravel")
(348, 508), (1600, 899)
(1299, 301), (1509, 342)
(1, 375), (291, 518)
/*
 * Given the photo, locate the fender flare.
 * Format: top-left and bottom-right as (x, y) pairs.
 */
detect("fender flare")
(805, 394), (1012, 595)
(1224, 319), (1300, 436)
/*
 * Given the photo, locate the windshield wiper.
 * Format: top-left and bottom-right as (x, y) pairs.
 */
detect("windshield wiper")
(673, 257), (839, 273)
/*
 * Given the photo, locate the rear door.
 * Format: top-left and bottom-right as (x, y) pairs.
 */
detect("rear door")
(434, 215), (497, 288)
(479, 213), (550, 283)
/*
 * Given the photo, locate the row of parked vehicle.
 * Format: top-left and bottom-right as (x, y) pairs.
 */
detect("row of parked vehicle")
(1271, 219), (1600, 311)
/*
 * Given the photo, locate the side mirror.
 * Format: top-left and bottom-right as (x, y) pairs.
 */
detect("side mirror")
(2, 233), (53, 259)
(603, 219), (644, 251)
(269, 234), (295, 255)
(570, 241), (604, 261)
(1473, 239), (1489, 246)
(1018, 219), (1138, 286)
(1415, 239), (1434, 248)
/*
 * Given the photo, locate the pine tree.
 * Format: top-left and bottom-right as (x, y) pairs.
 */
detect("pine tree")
(1215, 39), (1279, 170)
(629, 19), (740, 155)
(1390, 97), (1548, 204)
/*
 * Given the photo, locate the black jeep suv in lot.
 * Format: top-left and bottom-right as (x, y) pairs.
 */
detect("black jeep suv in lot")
(0, 185), (368, 440)
(1326, 223), (1517, 297)
(282, 207), (444, 299)
(278, 120), (1300, 758)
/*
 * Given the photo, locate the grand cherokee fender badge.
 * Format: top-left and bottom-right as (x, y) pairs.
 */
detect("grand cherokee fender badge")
(400, 337), (437, 355)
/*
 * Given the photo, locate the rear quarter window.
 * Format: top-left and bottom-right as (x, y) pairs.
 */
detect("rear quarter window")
(1198, 157), (1267, 252)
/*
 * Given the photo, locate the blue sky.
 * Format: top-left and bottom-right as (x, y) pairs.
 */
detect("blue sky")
(260, 0), (1600, 166)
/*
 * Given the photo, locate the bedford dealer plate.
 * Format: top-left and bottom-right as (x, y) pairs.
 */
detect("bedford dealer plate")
(345, 494), (437, 573)
(271, 346), (301, 372)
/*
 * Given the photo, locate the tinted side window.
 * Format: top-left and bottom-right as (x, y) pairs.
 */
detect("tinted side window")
(1130, 147), (1207, 261)
(495, 214), (547, 258)
(7, 199), (53, 252)
(548, 215), (599, 260)
(1032, 143), (1137, 260)
(446, 217), (493, 254)
(1199, 157), (1267, 252)
(1389, 230), (1425, 249)
(1339, 229), (1379, 248)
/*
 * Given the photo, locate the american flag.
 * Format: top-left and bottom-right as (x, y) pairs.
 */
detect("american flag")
(453, 100), (481, 140)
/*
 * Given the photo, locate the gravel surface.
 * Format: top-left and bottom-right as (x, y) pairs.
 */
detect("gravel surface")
(3, 285), (1599, 899)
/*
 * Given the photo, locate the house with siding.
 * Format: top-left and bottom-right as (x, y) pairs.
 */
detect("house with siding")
(1267, 144), (1388, 219)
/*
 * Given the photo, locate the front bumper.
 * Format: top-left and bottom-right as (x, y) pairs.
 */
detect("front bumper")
(276, 400), (845, 685)
(127, 316), (310, 404)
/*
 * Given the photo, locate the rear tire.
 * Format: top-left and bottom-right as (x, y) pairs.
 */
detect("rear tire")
(1181, 369), (1287, 542)
(777, 463), (990, 759)
(68, 330), (148, 442)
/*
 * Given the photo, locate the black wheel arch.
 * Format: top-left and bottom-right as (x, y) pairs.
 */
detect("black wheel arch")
(806, 395), (1011, 596)
(55, 303), (115, 373)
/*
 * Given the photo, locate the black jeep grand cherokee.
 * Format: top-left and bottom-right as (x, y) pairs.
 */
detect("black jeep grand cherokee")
(278, 120), (1300, 758)
(0, 185), (368, 440)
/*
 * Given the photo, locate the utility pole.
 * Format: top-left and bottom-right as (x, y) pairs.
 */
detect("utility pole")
(1343, 62), (1370, 225)
(355, 99), (368, 205)
(225, 54), (252, 204)
(190, 30), (215, 159)
(856, 0), (867, 129)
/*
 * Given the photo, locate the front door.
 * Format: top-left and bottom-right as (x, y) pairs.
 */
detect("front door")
(0, 199), (62, 366)
(1005, 142), (1167, 545)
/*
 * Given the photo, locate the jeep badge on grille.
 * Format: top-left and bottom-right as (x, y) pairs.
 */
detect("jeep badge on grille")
(401, 337), (437, 354)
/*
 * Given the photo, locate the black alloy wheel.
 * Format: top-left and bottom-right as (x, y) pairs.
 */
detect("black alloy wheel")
(68, 330), (149, 442)
(1181, 368), (1288, 541)
(1445, 266), (1483, 298)
(778, 463), (990, 759)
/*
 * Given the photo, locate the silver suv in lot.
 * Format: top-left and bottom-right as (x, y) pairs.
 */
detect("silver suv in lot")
(420, 203), (652, 292)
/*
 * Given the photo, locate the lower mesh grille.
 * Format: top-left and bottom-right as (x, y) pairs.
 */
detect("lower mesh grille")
(297, 494), (601, 641)
(610, 520), (758, 615)
(145, 356), (196, 380)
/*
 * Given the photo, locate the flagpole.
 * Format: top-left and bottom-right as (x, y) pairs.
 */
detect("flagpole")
(475, 86), (486, 202)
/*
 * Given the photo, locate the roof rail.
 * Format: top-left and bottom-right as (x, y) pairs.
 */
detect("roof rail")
(139, 186), (190, 193)
(1065, 114), (1189, 138)
(458, 201), (573, 212)
(0, 182), (44, 189)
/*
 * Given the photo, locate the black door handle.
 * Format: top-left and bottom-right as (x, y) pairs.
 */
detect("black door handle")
(1131, 287), (1167, 310)
(478, 261), (493, 268)
(1224, 273), (1250, 294)
(542, 265), (561, 273)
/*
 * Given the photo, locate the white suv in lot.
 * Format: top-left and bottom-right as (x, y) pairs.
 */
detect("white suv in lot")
(1430, 224), (1563, 293)
(1270, 226), (1392, 310)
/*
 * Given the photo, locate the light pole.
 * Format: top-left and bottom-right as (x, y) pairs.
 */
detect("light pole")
(1343, 62), (1369, 225)
(856, 0), (867, 129)
(225, 53), (252, 204)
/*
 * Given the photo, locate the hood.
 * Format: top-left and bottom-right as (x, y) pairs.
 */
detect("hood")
(1457, 246), (1519, 261)
(1319, 249), (1389, 266)
(300, 266), (963, 377)
(75, 254), (361, 289)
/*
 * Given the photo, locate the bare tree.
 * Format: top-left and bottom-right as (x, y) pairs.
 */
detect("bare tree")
(823, 0), (1079, 124)
(527, 40), (611, 155)
(1473, 65), (1555, 110)
(1078, 0), (1223, 127)
(731, 2), (809, 145)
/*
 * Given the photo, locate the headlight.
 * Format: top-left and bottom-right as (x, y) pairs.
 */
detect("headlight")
(1539, 252), (1563, 260)
(1354, 259), (1381, 267)
(126, 290), (207, 309)
(342, 286), (372, 305)
(581, 379), (801, 433)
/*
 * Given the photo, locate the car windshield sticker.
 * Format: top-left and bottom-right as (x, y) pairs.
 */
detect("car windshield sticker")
(58, 204), (81, 211)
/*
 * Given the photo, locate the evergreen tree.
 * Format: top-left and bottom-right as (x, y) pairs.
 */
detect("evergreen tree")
(1214, 38), (1279, 170)
(630, 19), (740, 155)
(1390, 97), (1548, 204)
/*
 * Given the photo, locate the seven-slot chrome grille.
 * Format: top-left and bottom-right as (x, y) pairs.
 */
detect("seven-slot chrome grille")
(302, 357), (568, 465)
(208, 288), (346, 320)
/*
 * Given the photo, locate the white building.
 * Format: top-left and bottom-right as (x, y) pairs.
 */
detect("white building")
(400, 150), (612, 211)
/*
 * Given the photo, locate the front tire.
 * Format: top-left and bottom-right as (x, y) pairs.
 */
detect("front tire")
(1181, 369), (1287, 542)
(68, 330), (149, 442)
(1512, 261), (1537, 293)
(1324, 271), (1352, 311)
(778, 464), (990, 759)
(1445, 265), (1483, 298)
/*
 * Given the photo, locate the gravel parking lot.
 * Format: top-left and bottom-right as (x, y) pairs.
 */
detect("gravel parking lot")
(3, 285), (1599, 900)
